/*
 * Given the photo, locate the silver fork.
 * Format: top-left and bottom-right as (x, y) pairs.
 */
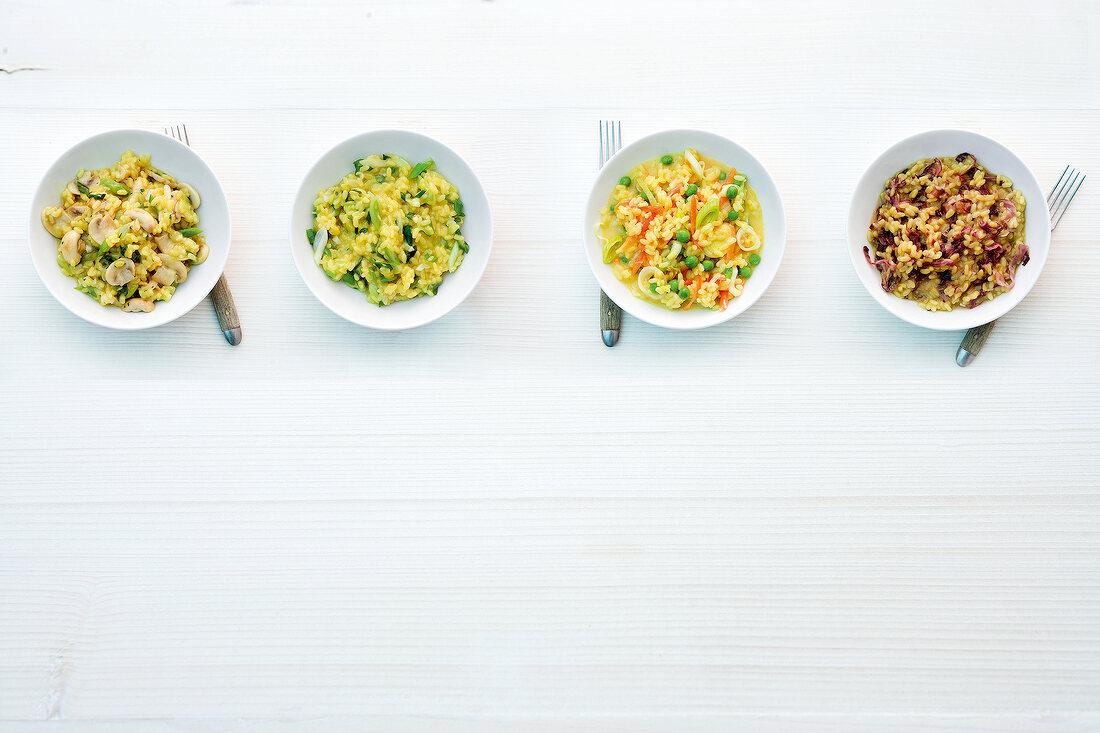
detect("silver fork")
(956, 166), (1085, 366)
(165, 124), (242, 346)
(599, 121), (623, 347)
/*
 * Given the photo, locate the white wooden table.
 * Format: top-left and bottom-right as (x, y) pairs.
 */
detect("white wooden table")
(2, 1), (1098, 730)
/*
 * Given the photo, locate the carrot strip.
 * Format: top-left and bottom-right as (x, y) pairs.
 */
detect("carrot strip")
(719, 292), (729, 310)
(629, 250), (647, 275)
(685, 276), (703, 309)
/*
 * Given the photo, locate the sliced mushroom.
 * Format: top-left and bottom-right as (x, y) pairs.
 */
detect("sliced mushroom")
(41, 208), (68, 238)
(104, 258), (135, 286)
(158, 255), (188, 284)
(152, 266), (177, 286)
(122, 298), (154, 313)
(180, 182), (200, 209)
(127, 208), (157, 233)
(88, 214), (114, 244)
(60, 230), (84, 265)
(147, 170), (169, 183)
(154, 234), (173, 253)
(195, 243), (209, 264)
(78, 171), (100, 187)
(66, 179), (81, 196)
(64, 204), (89, 219)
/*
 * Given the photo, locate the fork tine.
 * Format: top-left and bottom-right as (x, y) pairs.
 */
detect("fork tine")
(1048, 168), (1078, 213)
(1051, 172), (1085, 230)
(182, 123), (190, 147)
(599, 122), (605, 168)
(1047, 165), (1070, 205)
(1049, 169), (1080, 222)
(616, 120), (621, 155)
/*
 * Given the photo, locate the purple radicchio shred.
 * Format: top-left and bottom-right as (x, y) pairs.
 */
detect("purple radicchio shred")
(863, 245), (897, 292)
(1010, 242), (1031, 269)
(996, 198), (1017, 220)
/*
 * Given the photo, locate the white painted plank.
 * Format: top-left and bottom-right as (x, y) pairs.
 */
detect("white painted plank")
(1, 0), (1098, 728)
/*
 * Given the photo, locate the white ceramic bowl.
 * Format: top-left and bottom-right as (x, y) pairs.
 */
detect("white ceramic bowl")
(846, 129), (1050, 330)
(28, 129), (232, 330)
(582, 129), (786, 330)
(289, 130), (492, 330)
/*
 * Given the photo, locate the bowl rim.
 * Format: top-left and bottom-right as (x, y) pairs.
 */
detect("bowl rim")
(845, 128), (1051, 331)
(27, 128), (232, 331)
(287, 129), (493, 331)
(581, 127), (787, 331)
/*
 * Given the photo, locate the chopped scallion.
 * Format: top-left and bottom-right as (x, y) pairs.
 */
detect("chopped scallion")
(409, 158), (434, 177)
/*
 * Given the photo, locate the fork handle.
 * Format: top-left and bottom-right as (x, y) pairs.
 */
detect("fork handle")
(956, 321), (996, 366)
(600, 290), (621, 347)
(210, 274), (242, 345)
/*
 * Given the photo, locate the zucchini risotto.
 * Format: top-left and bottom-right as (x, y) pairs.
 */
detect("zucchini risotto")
(309, 154), (468, 306)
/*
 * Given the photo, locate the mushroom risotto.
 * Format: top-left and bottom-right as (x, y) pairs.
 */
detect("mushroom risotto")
(596, 149), (764, 311)
(308, 154), (468, 306)
(40, 150), (208, 312)
(865, 153), (1028, 311)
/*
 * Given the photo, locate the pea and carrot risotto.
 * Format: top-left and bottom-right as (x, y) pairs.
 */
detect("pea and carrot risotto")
(597, 149), (763, 311)
(308, 154), (468, 306)
(866, 153), (1028, 311)
(40, 151), (207, 312)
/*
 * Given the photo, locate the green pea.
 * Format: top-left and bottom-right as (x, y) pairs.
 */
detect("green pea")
(661, 155), (674, 165)
(678, 287), (690, 299)
(619, 176), (631, 186)
(702, 260), (715, 271)
(727, 210), (739, 222)
(675, 229), (690, 243)
(619, 255), (628, 264)
(739, 266), (753, 278)
(683, 184), (698, 197)
(726, 185), (738, 199)
(685, 255), (699, 268)
(748, 253), (761, 266)
(649, 283), (658, 293)
(609, 204), (616, 213)
(724, 267), (734, 279)
(718, 171), (727, 181)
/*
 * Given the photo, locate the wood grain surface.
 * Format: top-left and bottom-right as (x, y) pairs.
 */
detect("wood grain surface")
(1, 0), (1098, 730)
